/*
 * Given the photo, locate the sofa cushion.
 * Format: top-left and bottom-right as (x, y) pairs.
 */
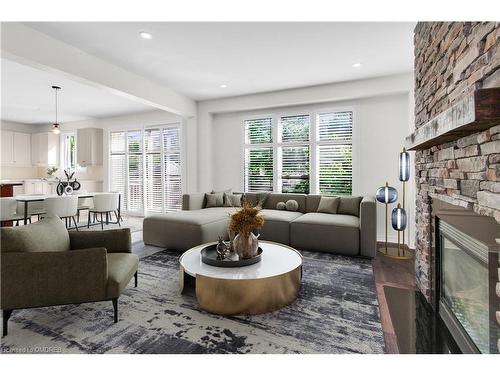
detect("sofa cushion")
(317, 196), (340, 214)
(290, 213), (360, 255)
(106, 253), (139, 299)
(260, 209), (303, 222)
(292, 212), (359, 227)
(338, 196), (363, 217)
(258, 209), (303, 245)
(0, 215), (70, 253)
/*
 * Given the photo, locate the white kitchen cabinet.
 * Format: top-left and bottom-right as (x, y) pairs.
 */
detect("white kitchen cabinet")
(24, 180), (45, 195)
(13, 132), (31, 166)
(31, 132), (59, 167)
(77, 128), (103, 166)
(0, 130), (14, 165)
(1, 130), (32, 166)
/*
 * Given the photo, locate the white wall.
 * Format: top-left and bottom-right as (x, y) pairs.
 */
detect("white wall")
(209, 93), (414, 247)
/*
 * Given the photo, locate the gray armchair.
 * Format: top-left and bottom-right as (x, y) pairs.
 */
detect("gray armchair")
(1, 215), (139, 336)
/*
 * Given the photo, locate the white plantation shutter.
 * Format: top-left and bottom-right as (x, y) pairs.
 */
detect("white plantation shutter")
(318, 111), (353, 141)
(279, 115), (310, 193)
(245, 118), (272, 144)
(281, 146), (310, 193)
(109, 132), (127, 210)
(281, 114), (309, 142)
(110, 154), (127, 210)
(244, 117), (274, 192)
(245, 148), (273, 192)
(127, 131), (143, 212)
(109, 125), (183, 215)
(318, 111), (353, 195)
(163, 127), (182, 212)
(145, 129), (162, 213)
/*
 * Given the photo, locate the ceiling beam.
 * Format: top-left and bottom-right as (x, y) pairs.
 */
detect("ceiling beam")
(1, 23), (197, 117)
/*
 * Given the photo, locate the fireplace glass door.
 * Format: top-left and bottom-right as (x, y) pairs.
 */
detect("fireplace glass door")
(440, 230), (489, 353)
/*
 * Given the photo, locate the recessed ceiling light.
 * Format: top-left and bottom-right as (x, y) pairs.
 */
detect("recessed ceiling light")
(352, 63), (362, 68)
(220, 84), (227, 88)
(139, 31), (153, 40)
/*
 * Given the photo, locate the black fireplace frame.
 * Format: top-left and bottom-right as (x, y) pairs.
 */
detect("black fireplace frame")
(434, 212), (500, 354)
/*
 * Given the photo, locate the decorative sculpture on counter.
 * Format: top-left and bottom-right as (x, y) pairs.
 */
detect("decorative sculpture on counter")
(56, 169), (81, 196)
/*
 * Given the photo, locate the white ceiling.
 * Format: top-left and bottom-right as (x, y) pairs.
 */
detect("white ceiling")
(1, 58), (153, 124)
(26, 22), (415, 101)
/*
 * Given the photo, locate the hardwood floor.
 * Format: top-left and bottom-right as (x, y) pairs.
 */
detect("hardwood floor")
(372, 243), (416, 354)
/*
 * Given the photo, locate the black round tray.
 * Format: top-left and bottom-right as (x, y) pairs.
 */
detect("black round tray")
(201, 244), (263, 267)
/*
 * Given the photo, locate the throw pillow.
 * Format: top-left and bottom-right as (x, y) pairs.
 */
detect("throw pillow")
(276, 201), (286, 210)
(337, 196), (363, 217)
(224, 192), (243, 207)
(285, 199), (299, 211)
(317, 196), (340, 214)
(205, 192), (224, 208)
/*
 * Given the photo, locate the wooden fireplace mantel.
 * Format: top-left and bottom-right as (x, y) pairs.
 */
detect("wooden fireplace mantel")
(405, 88), (500, 151)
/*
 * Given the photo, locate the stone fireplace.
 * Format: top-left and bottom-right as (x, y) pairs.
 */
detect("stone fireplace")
(407, 22), (500, 352)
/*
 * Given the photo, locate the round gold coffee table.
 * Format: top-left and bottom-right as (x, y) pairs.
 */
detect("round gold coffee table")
(179, 241), (302, 315)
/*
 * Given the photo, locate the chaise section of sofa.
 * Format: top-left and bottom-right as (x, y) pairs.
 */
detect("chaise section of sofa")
(143, 208), (233, 250)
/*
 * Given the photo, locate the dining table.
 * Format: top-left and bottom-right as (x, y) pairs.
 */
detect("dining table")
(14, 192), (122, 228)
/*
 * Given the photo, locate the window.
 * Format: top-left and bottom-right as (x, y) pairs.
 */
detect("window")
(244, 118), (273, 192)
(109, 124), (183, 214)
(244, 110), (353, 195)
(279, 115), (310, 193)
(62, 133), (76, 170)
(317, 111), (353, 195)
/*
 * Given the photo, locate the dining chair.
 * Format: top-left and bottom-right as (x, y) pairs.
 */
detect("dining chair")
(16, 200), (45, 223)
(44, 196), (79, 231)
(88, 193), (120, 230)
(0, 198), (24, 226)
(76, 193), (92, 223)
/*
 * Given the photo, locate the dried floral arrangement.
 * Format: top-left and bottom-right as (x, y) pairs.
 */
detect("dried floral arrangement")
(229, 199), (264, 237)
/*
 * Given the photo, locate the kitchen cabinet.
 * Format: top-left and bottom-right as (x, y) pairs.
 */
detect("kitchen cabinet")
(31, 132), (59, 167)
(0, 130), (13, 165)
(13, 132), (31, 166)
(0, 130), (32, 166)
(77, 128), (103, 166)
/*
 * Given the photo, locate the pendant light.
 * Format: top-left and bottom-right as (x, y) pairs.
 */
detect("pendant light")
(51, 85), (61, 135)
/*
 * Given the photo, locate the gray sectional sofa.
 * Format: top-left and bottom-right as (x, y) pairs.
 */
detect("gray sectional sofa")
(143, 192), (377, 258)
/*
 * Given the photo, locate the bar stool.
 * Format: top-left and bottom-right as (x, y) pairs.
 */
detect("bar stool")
(44, 196), (79, 231)
(0, 198), (24, 226)
(89, 193), (120, 230)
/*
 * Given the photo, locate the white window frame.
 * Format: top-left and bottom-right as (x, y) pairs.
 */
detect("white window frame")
(242, 106), (357, 195)
(59, 131), (77, 172)
(107, 122), (184, 216)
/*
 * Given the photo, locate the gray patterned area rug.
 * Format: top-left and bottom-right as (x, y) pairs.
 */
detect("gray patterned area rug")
(1, 249), (385, 354)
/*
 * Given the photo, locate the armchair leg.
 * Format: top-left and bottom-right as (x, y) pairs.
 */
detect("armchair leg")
(134, 271), (138, 287)
(112, 298), (118, 323)
(3, 309), (13, 337)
